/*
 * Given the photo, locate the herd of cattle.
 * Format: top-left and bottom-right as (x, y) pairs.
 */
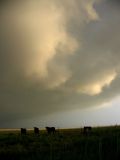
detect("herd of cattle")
(21, 126), (92, 135)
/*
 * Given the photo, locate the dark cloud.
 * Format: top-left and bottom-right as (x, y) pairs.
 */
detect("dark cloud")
(106, 0), (120, 4)
(105, 0), (120, 8)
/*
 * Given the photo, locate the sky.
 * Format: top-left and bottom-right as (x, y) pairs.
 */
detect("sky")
(0, 0), (120, 128)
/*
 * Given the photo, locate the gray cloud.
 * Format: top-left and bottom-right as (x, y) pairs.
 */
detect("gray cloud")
(106, 0), (120, 5)
(0, 0), (120, 127)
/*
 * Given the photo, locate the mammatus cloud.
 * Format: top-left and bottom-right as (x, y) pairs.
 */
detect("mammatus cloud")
(0, 0), (120, 126)
(76, 71), (117, 95)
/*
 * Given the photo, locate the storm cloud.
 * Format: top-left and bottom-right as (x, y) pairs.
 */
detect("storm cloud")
(0, 0), (120, 126)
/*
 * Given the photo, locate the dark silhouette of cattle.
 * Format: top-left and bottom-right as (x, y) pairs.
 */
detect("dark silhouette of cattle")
(46, 127), (56, 134)
(21, 128), (27, 135)
(34, 127), (39, 135)
(83, 126), (92, 135)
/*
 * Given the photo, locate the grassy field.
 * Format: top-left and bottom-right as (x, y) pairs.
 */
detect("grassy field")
(0, 126), (120, 160)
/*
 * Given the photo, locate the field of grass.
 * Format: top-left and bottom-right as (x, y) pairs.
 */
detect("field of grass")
(0, 126), (120, 160)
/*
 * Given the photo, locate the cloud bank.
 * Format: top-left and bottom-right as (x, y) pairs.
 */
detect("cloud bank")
(0, 0), (120, 126)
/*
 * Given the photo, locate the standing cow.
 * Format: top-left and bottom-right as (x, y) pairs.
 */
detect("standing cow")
(21, 128), (27, 135)
(83, 126), (92, 136)
(34, 127), (39, 135)
(46, 127), (56, 134)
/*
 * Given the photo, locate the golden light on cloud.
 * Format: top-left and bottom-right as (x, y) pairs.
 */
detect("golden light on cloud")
(8, 0), (99, 89)
(76, 71), (117, 95)
(19, 1), (79, 81)
(22, 0), (99, 88)
(84, 0), (99, 21)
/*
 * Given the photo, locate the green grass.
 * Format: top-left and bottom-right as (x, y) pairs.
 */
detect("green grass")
(0, 126), (120, 160)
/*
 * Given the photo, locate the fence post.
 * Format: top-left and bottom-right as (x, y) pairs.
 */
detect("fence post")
(116, 134), (119, 159)
(84, 140), (88, 159)
(50, 143), (53, 160)
(99, 138), (102, 160)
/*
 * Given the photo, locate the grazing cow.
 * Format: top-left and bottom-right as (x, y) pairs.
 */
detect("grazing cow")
(83, 126), (92, 135)
(46, 127), (56, 134)
(21, 128), (27, 135)
(34, 127), (39, 135)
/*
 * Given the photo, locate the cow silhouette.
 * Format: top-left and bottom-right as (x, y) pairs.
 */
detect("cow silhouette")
(83, 126), (92, 135)
(21, 128), (27, 135)
(46, 127), (56, 134)
(34, 127), (39, 135)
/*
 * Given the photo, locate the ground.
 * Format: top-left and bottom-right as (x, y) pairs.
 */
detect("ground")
(0, 126), (120, 160)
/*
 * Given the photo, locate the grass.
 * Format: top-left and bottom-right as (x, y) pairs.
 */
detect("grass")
(0, 126), (120, 160)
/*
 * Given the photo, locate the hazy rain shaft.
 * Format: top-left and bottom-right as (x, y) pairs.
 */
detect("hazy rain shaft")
(0, 0), (120, 127)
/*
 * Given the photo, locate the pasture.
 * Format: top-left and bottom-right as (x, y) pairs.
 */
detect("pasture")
(0, 126), (120, 160)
